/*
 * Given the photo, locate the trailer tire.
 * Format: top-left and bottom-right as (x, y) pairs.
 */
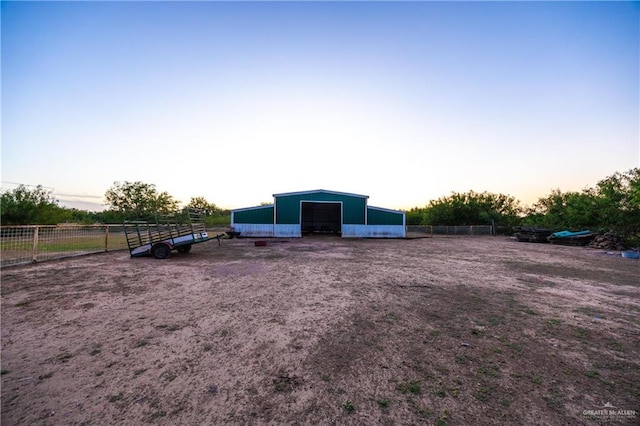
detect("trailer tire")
(151, 243), (171, 259)
(177, 245), (192, 254)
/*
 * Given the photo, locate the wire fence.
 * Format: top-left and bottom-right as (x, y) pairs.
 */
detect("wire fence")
(0, 225), (129, 267)
(2, 224), (495, 267)
(406, 225), (494, 237)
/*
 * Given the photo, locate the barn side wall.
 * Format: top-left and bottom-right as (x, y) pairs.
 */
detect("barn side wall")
(342, 225), (406, 238)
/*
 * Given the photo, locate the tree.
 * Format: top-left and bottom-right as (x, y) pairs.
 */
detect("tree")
(104, 181), (179, 221)
(405, 207), (424, 225)
(0, 185), (71, 225)
(421, 191), (523, 232)
(594, 168), (640, 239)
(186, 196), (220, 216)
(525, 168), (640, 244)
(185, 196), (231, 227)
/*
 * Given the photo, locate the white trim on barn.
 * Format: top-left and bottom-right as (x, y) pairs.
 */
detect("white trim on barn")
(274, 224), (301, 237)
(232, 223), (274, 237)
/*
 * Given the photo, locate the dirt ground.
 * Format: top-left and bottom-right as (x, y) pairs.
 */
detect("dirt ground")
(1, 236), (638, 425)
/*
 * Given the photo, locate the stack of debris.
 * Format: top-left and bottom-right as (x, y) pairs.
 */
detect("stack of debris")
(589, 233), (626, 251)
(514, 227), (553, 243)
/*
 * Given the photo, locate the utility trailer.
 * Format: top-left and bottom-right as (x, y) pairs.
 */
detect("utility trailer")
(124, 208), (213, 259)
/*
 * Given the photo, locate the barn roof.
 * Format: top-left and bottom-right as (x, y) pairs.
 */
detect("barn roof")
(272, 189), (369, 199)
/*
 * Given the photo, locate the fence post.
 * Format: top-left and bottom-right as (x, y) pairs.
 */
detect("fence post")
(32, 226), (39, 263)
(104, 226), (110, 252)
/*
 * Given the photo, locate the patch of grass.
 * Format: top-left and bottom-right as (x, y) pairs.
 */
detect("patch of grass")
(156, 324), (182, 332)
(544, 387), (566, 411)
(522, 307), (538, 315)
(14, 300), (30, 307)
(161, 371), (177, 382)
(108, 392), (124, 403)
(36, 239), (109, 253)
(203, 343), (213, 352)
(434, 389), (446, 397)
(573, 306), (605, 318)
(477, 362), (500, 378)
(273, 375), (300, 392)
(573, 327), (590, 340)
(486, 315), (504, 325)
(471, 328), (486, 337)
(38, 372), (54, 380)
(343, 400), (355, 414)
(148, 411), (167, 420)
(474, 384), (494, 402)
(134, 338), (150, 348)
(1, 369), (9, 375)
(320, 373), (330, 382)
(547, 318), (562, 326)
(397, 380), (422, 395)
(56, 352), (73, 363)
(585, 370), (599, 378)
(506, 342), (523, 353)
(529, 372), (544, 385)
(437, 409), (450, 426)
(379, 312), (401, 324)
(417, 408), (434, 418)
(455, 355), (471, 364)
(377, 399), (390, 409)
(607, 340), (624, 352)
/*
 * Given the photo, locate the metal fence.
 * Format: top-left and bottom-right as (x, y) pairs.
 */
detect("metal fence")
(1, 224), (495, 267)
(0, 225), (129, 267)
(406, 225), (494, 237)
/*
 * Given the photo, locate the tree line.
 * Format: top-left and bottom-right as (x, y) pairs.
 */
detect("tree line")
(0, 181), (231, 228)
(406, 168), (639, 244)
(1, 168), (638, 244)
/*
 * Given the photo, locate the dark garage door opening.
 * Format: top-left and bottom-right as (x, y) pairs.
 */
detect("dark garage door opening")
(301, 202), (341, 236)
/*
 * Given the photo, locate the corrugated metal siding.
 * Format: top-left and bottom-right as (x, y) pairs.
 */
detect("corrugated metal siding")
(233, 206), (274, 224)
(343, 224), (406, 238)
(367, 207), (405, 225)
(275, 191), (366, 224)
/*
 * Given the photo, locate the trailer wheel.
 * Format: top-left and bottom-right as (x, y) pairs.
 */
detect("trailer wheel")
(151, 243), (171, 259)
(177, 244), (192, 254)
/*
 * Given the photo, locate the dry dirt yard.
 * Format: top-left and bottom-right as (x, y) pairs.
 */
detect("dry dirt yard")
(1, 236), (638, 425)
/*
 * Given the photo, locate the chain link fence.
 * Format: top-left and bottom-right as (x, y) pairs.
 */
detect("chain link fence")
(1, 225), (128, 267)
(407, 225), (494, 238)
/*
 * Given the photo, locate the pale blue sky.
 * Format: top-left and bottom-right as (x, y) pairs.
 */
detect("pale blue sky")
(2, 1), (638, 211)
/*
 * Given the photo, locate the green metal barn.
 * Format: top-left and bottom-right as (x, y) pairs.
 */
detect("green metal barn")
(231, 189), (405, 238)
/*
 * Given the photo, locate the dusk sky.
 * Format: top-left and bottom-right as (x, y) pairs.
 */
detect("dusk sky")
(2, 1), (638, 212)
